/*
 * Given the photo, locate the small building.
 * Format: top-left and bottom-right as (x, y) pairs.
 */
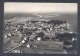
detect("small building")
(8, 33), (11, 37)
(36, 37), (42, 41)
(26, 44), (31, 48)
(4, 35), (7, 38)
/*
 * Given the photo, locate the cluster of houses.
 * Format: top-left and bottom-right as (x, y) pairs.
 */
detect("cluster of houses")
(4, 19), (77, 53)
(3, 20), (73, 43)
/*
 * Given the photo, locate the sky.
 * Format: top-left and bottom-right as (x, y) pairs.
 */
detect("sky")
(4, 2), (77, 13)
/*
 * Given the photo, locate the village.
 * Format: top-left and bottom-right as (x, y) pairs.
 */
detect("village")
(3, 18), (77, 54)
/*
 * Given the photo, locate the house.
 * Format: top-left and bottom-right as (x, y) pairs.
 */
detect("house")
(36, 37), (42, 41)
(26, 44), (31, 48)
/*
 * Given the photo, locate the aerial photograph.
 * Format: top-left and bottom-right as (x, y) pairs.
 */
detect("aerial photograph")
(3, 3), (77, 54)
